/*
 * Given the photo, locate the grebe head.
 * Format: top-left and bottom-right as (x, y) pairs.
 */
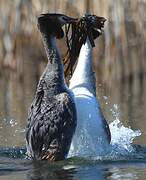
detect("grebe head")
(84, 14), (106, 39)
(63, 14), (106, 76)
(37, 13), (77, 39)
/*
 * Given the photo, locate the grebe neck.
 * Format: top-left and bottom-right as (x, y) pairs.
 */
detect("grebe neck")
(70, 38), (96, 95)
(41, 33), (65, 85)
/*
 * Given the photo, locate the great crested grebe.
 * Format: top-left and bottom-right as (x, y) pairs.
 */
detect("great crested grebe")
(69, 15), (111, 156)
(26, 13), (77, 161)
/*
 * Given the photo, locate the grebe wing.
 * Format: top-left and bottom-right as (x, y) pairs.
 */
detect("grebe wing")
(26, 91), (76, 160)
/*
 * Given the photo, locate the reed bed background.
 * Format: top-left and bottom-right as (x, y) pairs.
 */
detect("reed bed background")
(0, 0), (146, 82)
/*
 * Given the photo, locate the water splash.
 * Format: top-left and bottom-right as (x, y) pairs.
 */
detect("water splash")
(68, 102), (143, 161)
(103, 118), (142, 161)
(110, 119), (141, 149)
(0, 118), (25, 149)
(110, 103), (141, 146)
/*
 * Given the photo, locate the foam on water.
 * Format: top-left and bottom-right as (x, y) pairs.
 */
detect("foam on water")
(68, 102), (143, 161)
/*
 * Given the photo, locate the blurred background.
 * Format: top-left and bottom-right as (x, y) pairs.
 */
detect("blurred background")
(0, 0), (146, 147)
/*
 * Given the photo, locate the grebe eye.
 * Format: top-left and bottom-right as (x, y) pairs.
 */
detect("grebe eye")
(62, 16), (68, 21)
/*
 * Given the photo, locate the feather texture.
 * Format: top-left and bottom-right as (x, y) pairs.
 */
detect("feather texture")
(26, 14), (77, 160)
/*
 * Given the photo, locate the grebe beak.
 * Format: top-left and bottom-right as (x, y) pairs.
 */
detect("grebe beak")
(38, 13), (77, 26)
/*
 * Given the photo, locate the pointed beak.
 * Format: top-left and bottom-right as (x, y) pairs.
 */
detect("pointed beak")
(38, 13), (78, 26)
(59, 15), (78, 25)
(99, 17), (106, 27)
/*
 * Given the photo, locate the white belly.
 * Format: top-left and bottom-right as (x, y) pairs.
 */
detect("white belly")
(69, 87), (109, 157)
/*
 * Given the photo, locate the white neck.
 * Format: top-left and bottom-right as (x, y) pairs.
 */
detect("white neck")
(69, 38), (96, 95)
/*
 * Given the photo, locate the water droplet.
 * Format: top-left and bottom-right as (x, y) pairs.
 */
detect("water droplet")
(103, 96), (108, 100)
(89, 113), (91, 118)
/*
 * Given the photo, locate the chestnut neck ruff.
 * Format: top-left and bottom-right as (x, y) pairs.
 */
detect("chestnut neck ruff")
(63, 15), (106, 77)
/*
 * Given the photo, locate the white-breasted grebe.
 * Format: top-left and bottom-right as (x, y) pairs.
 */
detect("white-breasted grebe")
(69, 15), (111, 156)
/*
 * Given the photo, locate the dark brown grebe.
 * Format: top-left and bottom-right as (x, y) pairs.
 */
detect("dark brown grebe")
(26, 14), (77, 161)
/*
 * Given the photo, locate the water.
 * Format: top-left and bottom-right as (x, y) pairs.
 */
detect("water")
(0, 72), (146, 179)
(0, 151), (146, 180)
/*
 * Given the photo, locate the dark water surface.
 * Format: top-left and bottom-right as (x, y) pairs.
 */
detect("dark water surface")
(0, 155), (146, 180)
